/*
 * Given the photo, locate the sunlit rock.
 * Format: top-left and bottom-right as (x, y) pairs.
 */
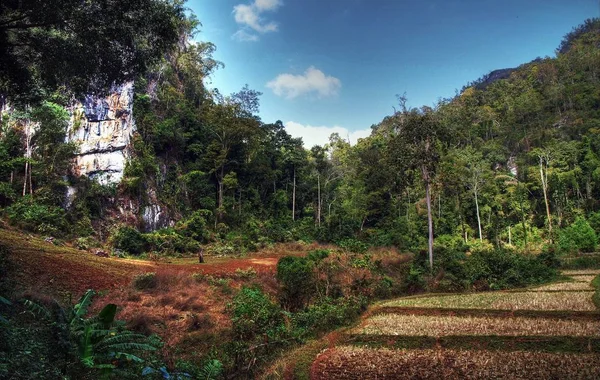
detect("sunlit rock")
(67, 82), (135, 185)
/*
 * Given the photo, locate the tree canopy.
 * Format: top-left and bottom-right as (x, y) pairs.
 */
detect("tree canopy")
(0, 0), (185, 103)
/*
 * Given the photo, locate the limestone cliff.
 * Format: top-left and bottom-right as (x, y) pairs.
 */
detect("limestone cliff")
(67, 82), (135, 185)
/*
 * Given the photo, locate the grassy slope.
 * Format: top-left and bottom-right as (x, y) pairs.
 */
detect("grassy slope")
(0, 227), (313, 365)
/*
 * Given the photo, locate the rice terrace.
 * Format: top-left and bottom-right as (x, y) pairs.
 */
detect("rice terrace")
(308, 271), (600, 379)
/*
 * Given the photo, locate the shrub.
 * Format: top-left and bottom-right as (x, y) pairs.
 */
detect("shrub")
(230, 287), (286, 341)
(558, 217), (598, 254)
(291, 296), (367, 336)
(561, 255), (600, 269)
(276, 256), (315, 311)
(593, 275), (600, 309)
(307, 249), (330, 263)
(144, 228), (200, 254)
(403, 266), (427, 293)
(4, 196), (66, 236)
(75, 236), (100, 251)
(112, 226), (146, 255)
(338, 238), (369, 254)
(133, 272), (157, 290)
(408, 247), (556, 292)
(467, 239), (494, 254)
(435, 234), (467, 252)
(234, 268), (257, 280)
(463, 250), (556, 290)
(374, 276), (395, 298)
(177, 210), (212, 243)
(538, 246), (561, 268)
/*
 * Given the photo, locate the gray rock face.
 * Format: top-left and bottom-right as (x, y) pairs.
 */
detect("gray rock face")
(507, 156), (518, 177)
(141, 189), (172, 232)
(67, 82), (135, 185)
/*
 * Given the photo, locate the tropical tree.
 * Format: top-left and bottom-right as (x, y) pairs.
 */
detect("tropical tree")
(389, 103), (444, 270)
(0, 0), (185, 102)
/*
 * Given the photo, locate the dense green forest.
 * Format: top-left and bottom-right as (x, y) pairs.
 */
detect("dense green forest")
(1, 0), (600, 378)
(2, 14), (600, 259)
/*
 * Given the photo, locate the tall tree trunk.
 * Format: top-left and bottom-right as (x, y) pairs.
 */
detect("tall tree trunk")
(292, 167), (296, 221)
(474, 189), (482, 241)
(519, 183), (528, 249)
(423, 165), (434, 271)
(217, 166), (224, 221)
(317, 173), (321, 226)
(539, 156), (552, 234)
(22, 120), (32, 197)
(22, 161), (28, 196)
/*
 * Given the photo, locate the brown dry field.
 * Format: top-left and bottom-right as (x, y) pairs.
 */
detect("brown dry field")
(0, 227), (314, 360)
(303, 271), (600, 380)
(311, 346), (600, 379)
(353, 313), (600, 337)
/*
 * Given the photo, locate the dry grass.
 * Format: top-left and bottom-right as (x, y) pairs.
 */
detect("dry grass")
(353, 314), (600, 337)
(532, 282), (595, 291)
(562, 269), (600, 276)
(312, 346), (600, 379)
(381, 291), (596, 311)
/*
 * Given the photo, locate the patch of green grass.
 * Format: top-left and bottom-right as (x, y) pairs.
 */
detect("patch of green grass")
(592, 274), (600, 289)
(593, 275), (600, 309)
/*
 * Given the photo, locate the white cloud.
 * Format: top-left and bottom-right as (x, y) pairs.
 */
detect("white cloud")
(284, 121), (371, 148)
(232, 0), (281, 40)
(267, 67), (342, 99)
(254, 0), (282, 11)
(232, 29), (259, 42)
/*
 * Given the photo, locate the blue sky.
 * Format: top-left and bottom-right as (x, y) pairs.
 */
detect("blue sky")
(188, 0), (599, 148)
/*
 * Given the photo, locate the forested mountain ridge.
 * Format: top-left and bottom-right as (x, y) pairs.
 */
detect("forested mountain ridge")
(0, 17), (599, 259)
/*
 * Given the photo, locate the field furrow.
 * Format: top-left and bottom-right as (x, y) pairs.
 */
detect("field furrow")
(312, 347), (600, 380)
(352, 314), (600, 337)
(381, 291), (596, 311)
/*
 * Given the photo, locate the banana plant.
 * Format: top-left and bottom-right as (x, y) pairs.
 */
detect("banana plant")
(23, 289), (157, 375)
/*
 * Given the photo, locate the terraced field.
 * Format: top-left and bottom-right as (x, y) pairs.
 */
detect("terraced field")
(310, 270), (600, 379)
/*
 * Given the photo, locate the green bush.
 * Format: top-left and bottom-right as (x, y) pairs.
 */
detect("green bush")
(463, 250), (556, 290)
(133, 272), (157, 290)
(307, 249), (330, 263)
(112, 226), (146, 255)
(291, 296), (367, 336)
(276, 256), (315, 311)
(561, 255), (600, 269)
(230, 287), (286, 341)
(403, 266), (427, 293)
(587, 212), (600, 234)
(144, 228), (200, 254)
(558, 217), (598, 254)
(408, 247), (556, 292)
(434, 234), (467, 252)
(5, 196), (66, 236)
(75, 236), (100, 251)
(338, 238), (369, 254)
(177, 210), (212, 243)
(593, 275), (600, 309)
